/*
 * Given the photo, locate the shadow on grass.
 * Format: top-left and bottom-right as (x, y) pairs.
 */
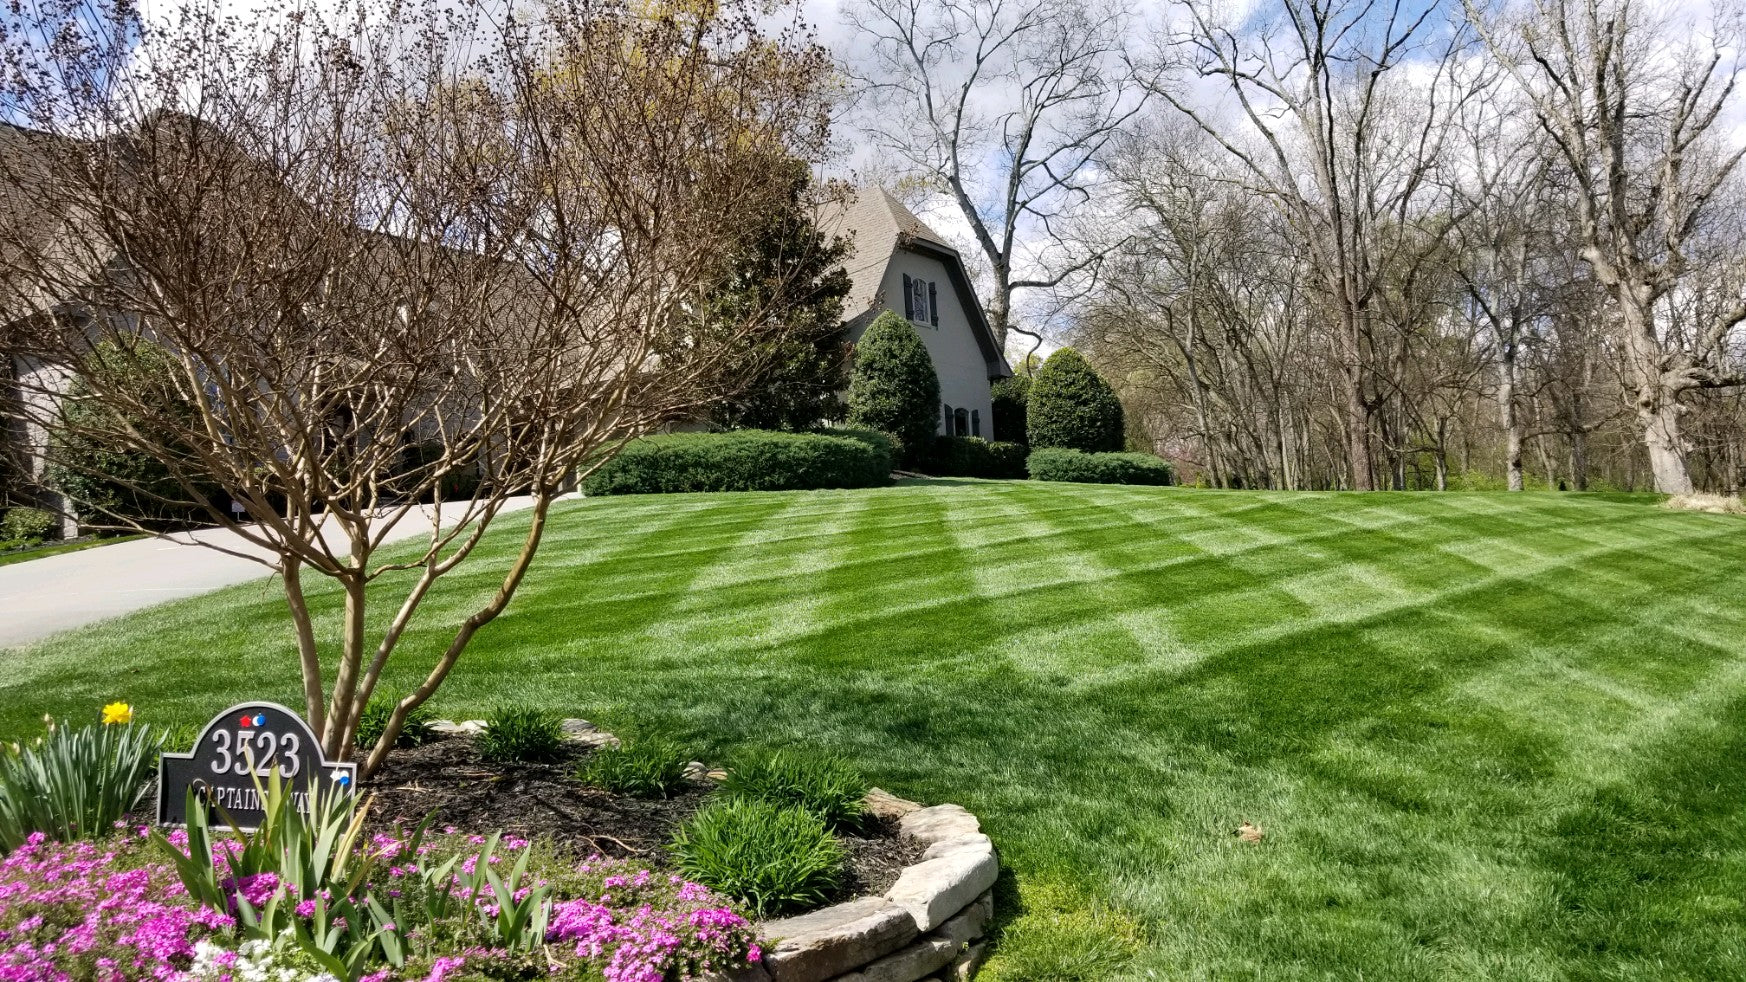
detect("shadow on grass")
(1530, 689), (1746, 979)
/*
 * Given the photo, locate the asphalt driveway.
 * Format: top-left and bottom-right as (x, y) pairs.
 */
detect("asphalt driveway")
(0, 497), (544, 648)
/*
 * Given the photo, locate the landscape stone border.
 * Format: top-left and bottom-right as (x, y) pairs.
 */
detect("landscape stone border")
(427, 718), (997, 982)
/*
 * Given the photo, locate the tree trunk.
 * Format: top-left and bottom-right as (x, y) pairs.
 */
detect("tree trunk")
(1498, 344), (1523, 491)
(1346, 380), (1374, 491)
(1434, 416), (1449, 491)
(1619, 294), (1695, 494)
(1539, 442), (1556, 488)
(986, 285), (1011, 353)
(283, 562), (328, 737)
(1641, 399), (1693, 495)
(328, 570), (369, 759)
(361, 491), (555, 777)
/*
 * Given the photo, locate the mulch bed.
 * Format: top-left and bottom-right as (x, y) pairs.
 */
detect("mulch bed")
(361, 736), (923, 903)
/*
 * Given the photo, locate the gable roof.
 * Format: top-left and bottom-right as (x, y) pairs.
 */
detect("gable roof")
(822, 188), (1011, 379)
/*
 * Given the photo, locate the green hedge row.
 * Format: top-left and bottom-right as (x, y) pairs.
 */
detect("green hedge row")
(581, 430), (893, 495)
(922, 436), (1028, 479)
(1027, 448), (1174, 486)
(830, 428), (901, 469)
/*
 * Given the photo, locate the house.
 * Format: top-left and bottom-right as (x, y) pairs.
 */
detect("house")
(0, 114), (570, 533)
(825, 190), (1012, 437)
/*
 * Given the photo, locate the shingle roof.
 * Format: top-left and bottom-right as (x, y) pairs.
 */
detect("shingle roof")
(821, 187), (1011, 378)
(822, 187), (959, 319)
(0, 122), (101, 318)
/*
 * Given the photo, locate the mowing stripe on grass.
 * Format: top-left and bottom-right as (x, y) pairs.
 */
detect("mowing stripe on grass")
(3, 483), (1743, 981)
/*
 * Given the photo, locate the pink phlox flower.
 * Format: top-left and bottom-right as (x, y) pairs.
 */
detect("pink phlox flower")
(424, 954), (466, 982)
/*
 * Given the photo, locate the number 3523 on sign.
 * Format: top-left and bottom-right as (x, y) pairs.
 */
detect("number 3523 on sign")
(156, 702), (357, 830)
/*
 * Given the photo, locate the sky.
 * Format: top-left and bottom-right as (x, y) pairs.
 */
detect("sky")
(8, 0), (1741, 360)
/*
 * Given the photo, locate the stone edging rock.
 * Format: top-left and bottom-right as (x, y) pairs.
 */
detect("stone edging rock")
(750, 790), (996, 982)
(429, 719), (997, 982)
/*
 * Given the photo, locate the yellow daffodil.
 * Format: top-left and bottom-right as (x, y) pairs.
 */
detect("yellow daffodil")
(101, 702), (134, 726)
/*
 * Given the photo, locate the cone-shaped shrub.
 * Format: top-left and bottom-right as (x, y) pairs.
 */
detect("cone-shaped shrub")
(1027, 349), (1124, 452)
(846, 311), (940, 466)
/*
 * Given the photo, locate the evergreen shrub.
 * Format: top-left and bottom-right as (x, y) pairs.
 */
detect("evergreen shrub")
(1027, 350), (1125, 453)
(845, 312), (940, 466)
(582, 431), (892, 495)
(1027, 448), (1174, 486)
(922, 436), (1028, 479)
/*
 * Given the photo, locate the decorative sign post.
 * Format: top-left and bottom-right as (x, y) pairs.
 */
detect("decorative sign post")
(157, 701), (357, 829)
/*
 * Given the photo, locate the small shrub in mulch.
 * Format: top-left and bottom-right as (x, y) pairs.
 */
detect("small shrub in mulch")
(477, 705), (566, 763)
(352, 698), (438, 750)
(361, 735), (922, 906)
(719, 750), (870, 830)
(577, 737), (693, 799)
(671, 797), (847, 918)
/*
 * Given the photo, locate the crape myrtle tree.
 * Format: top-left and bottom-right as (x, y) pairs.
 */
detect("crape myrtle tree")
(1027, 348), (1124, 452)
(706, 164), (854, 432)
(846, 310), (940, 464)
(0, 0), (836, 775)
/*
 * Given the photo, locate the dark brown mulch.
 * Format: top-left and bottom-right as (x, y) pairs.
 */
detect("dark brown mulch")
(360, 736), (923, 902)
(834, 814), (920, 899)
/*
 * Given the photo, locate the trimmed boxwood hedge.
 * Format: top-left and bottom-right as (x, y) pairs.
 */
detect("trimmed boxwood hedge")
(922, 436), (1028, 479)
(1027, 448), (1174, 486)
(581, 430), (893, 495)
(829, 427), (901, 469)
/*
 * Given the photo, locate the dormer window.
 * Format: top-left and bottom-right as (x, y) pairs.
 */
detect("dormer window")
(902, 273), (939, 328)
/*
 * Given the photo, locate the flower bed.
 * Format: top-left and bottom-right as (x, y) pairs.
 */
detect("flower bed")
(361, 730), (921, 904)
(0, 708), (993, 982)
(0, 829), (762, 981)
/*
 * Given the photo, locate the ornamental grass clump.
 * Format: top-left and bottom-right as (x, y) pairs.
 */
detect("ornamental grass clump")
(0, 705), (161, 851)
(577, 737), (693, 799)
(718, 750), (869, 830)
(671, 798), (846, 918)
(477, 706), (566, 764)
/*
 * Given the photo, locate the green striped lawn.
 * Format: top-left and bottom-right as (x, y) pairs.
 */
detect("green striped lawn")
(5, 481), (1745, 979)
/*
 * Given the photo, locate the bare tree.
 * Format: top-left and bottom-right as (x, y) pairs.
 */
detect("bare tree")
(1089, 122), (1320, 489)
(1446, 97), (1569, 492)
(1464, 0), (1746, 494)
(0, 0), (836, 774)
(841, 0), (1155, 351)
(1153, 0), (1475, 490)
